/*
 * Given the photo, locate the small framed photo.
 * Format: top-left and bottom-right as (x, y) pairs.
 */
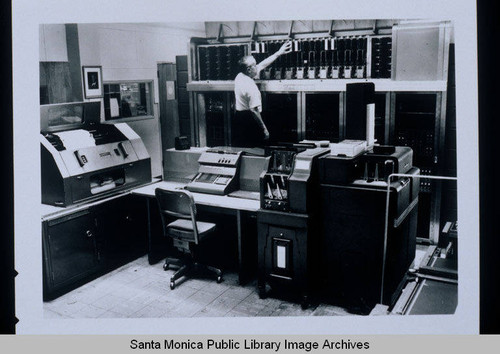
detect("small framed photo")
(82, 66), (103, 98)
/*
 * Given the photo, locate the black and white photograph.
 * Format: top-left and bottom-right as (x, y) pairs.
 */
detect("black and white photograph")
(82, 66), (103, 98)
(11, 0), (481, 338)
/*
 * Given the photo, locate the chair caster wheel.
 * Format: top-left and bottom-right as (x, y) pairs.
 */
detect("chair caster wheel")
(163, 263), (169, 271)
(170, 281), (175, 290)
(217, 275), (223, 283)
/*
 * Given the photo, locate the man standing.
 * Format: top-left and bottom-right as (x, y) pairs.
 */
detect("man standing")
(233, 41), (292, 147)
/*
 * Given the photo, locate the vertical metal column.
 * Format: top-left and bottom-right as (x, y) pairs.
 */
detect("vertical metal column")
(298, 91), (306, 141)
(339, 91), (345, 139)
(224, 92), (232, 146)
(189, 92), (198, 147)
(384, 92), (391, 144)
(428, 91), (448, 243)
(197, 93), (207, 147)
(388, 91), (396, 144)
(381, 173), (457, 303)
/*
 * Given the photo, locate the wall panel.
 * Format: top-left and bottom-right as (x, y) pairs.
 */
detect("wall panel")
(76, 23), (204, 177)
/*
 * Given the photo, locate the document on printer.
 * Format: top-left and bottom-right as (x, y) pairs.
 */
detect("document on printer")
(54, 129), (96, 151)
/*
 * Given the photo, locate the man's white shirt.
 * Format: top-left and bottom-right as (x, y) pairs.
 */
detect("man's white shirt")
(234, 72), (262, 112)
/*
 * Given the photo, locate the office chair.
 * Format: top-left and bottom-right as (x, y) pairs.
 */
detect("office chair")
(155, 188), (223, 290)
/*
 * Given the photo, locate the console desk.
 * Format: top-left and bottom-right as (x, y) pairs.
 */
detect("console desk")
(132, 181), (261, 284)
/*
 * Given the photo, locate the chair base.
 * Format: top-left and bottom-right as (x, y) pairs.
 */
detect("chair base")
(164, 257), (223, 290)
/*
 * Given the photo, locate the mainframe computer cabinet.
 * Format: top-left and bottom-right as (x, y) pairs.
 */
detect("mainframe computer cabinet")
(182, 20), (453, 243)
(390, 91), (448, 241)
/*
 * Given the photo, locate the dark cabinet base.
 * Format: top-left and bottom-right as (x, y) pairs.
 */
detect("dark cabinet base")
(318, 181), (418, 314)
(42, 209), (100, 301)
(43, 194), (148, 301)
(257, 210), (318, 308)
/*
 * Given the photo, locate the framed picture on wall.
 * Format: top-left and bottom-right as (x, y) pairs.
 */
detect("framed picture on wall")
(82, 66), (103, 98)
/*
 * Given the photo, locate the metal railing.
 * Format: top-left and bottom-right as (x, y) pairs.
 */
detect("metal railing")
(380, 173), (458, 304)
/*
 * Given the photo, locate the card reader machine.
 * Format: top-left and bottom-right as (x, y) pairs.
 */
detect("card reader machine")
(257, 144), (329, 308)
(185, 149), (242, 195)
(40, 101), (151, 207)
(260, 144), (329, 212)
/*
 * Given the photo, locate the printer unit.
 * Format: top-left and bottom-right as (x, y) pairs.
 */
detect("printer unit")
(41, 101), (151, 207)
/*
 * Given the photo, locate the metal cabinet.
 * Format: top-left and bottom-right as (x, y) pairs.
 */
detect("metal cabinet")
(193, 91), (346, 147)
(257, 211), (315, 308)
(305, 92), (342, 142)
(390, 92), (447, 242)
(42, 194), (148, 300)
(43, 209), (100, 300)
(319, 175), (419, 313)
(95, 195), (148, 268)
(183, 21), (453, 244)
(262, 93), (299, 143)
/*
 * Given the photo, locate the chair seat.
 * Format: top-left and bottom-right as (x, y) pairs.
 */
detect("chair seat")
(167, 219), (216, 240)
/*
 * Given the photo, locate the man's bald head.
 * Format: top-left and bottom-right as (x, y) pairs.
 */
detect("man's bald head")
(238, 55), (258, 78)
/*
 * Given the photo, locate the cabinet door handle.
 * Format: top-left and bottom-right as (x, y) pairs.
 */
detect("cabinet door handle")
(86, 230), (93, 238)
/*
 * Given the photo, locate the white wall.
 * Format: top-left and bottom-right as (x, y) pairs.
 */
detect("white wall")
(77, 22), (205, 177)
(39, 24), (68, 62)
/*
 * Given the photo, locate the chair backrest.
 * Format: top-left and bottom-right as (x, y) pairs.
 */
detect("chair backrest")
(155, 188), (199, 243)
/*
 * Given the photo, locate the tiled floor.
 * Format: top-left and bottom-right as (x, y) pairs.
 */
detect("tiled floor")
(43, 256), (355, 319)
(44, 246), (428, 319)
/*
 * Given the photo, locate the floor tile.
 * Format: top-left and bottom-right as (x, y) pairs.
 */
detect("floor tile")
(91, 293), (131, 310)
(186, 290), (221, 307)
(172, 300), (206, 318)
(144, 299), (179, 314)
(156, 285), (199, 304)
(312, 304), (352, 316)
(198, 281), (228, 297)
(224, 310), (245, 317)
(43, 255), (369, 319)
(206, 295), (242, 313)
(231, 300), (267, 316)
(177, 278), (208, 290)
(108, 299), (148, 317)
(132, 304), (168, 318)
(97, 310), (129, 318)
(221, 286), (254, 301)
(43, 308), (65, 319)
(110, 284), (149, 301)
(72, 304), (109, 318)
(44, 298), (88, 317)
(127, 288), (163, 306)
(255, 305), (280, 317)
(192, 307), (228, 318)
(73, 287), (109, 305)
